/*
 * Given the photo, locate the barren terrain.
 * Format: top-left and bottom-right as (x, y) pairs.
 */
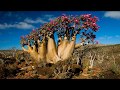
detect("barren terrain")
(0, 44), (120, 79)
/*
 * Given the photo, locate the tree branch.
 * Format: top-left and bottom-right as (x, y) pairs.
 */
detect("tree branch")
(22, 47), (28, 52)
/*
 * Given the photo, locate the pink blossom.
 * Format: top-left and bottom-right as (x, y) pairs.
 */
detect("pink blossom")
(93, 27), (99, 31)
(93, 20), (97, 23)
(92, 23), (97, 27)
(84, 22), (90, 26)
(64, 16), (68, 19)
(32, 29), (36, 32)
(74, 19), (79, 24)
(61, 16), (65, 21)
(88, 14), (92, 17)
(85, 14), (91, 18)
(81, 25), (85, 28)
(83, 14), (90, 18)
(93, 16), (99, 21)
(25, 35), (29, 38)
(84, 22), (87, 25)
(67, 20), (71, 23)
(64, 16), (68, 21)
(21, 36), (24, 39)
(82, 14), (92, 19)
(87, 23), (90, 26)
(91, 17), (98, 23)
(54, 22), (58, 25)
(61, 15), (68, 22)
(47, 27), (51, 31)
(50, 20), (54, 25)
(88, 17), (92, 21)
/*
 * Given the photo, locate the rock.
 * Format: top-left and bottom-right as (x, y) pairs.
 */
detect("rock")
(36, 67), (54, 78)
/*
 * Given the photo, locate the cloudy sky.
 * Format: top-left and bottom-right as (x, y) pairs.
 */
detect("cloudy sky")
(0, 11), (120, 50)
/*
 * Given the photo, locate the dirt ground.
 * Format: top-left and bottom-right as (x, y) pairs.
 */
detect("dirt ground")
(0, 44), (120, 79)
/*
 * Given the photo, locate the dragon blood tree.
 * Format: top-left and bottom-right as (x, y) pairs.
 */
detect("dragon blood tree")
(20, 14), (100, 64)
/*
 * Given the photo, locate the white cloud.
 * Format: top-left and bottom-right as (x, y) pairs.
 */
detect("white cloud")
(24, 15), (57, 24)
(115, 35), (120, 38)
(15, 22), (35, 29)
(44, 14), (57, 21)
(0, 22), (34, 29)
(24, 18), (47, 24)
(104, 11), (120, 19)
(0, 14), (56, 30)
(48, 17), (57, 21)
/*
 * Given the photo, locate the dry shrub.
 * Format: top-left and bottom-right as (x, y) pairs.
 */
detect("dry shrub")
(0, 64), (5, 79)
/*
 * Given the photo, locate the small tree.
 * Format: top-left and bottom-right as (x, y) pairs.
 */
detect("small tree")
(11, 47), (17, 57)
(20, 14), (100, 64)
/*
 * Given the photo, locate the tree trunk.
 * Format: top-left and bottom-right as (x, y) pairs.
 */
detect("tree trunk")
(58, 36), (69, 58)
(38, 39), (47, 63)
(61, 36), (76, 61)
(22, 45), (39, 63)
(46, 36), (61, 63)
(29, 45), (39, 63)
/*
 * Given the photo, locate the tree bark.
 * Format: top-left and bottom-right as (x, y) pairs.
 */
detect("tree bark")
(61, 36), (76, 61)
(46, 36), (61, 63)
(22, 45), (39, 63)
(58, 36), (69, 58)
(38, 39), (47, 62)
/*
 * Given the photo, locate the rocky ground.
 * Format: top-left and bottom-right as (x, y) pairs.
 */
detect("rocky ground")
(0, 44), (120, 79)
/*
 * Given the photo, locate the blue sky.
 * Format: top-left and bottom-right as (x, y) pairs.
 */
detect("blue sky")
(0, 11), (120, 50)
